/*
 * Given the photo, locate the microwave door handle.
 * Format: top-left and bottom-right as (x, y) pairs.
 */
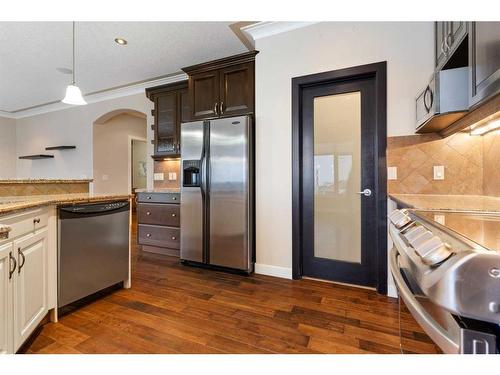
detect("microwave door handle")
(423, 86), (433, 113)
(389, 247), (459, 354)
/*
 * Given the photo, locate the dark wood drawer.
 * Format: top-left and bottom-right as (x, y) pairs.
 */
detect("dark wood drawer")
(137, 203), (180, 227)
(137, 192), (180, 204)
(138, 224), (180, 249)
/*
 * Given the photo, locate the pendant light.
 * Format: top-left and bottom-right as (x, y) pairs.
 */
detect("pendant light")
(62, 21), (87, 105)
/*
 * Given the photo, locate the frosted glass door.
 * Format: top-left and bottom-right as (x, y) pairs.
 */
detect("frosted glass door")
(313, 92), (361, 263)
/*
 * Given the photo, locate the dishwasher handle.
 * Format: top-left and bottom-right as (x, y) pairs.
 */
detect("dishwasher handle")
(59, 201), (130, 218)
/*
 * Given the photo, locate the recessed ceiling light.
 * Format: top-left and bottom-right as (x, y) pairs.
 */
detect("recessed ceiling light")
(114, 38), (128, 46)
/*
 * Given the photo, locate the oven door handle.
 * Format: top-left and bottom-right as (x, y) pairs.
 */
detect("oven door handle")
(389, 247), (459, 354)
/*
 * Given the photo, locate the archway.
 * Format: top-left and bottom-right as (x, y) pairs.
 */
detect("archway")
(92, 109), (148, 195)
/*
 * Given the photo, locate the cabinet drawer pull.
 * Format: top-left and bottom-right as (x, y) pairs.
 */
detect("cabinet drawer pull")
(18, 247), (26, 273)
(33, 218), (41, 224)
(220, 101), (225, 114)
(172, 197), (177, 201)
(214, 102), (219, 116)
(9, 252), (16, 280)
(147, 196), (152, 200)
(0, 225), (11, 240)
(171, 236), (177, 240)
(146, 233), (151, 238)
(146, 211), (151, 216)
(171, 213), (177, 217)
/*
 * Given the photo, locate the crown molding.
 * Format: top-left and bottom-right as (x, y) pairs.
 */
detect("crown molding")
(241, 21), (318, 48)
(1, 72), (188, 120)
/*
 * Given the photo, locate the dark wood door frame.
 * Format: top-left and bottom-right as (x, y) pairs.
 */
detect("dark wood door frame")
(291, 61), (388, 294)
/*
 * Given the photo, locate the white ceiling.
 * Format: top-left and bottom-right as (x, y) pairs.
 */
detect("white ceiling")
(0, 22), (249, 113)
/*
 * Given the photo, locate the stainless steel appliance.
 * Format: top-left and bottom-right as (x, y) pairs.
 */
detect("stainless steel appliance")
(388, 209), (500, 354)
(180, 116), (253, 273)
(415, 67), (469, 133)
(58, 201), (130, 308)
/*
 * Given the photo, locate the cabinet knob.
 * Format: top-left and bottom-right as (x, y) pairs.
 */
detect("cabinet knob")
(171, 213), (177, 217)
(0, 225), (12, 240)
(146, 211), (151, 216)
(147, 196), (152, 200)
(146, 233), (151, 238)
(171, 236), (177, 240)
(172, 197), (177, 201)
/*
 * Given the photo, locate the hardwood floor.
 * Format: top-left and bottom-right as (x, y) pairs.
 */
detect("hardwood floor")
(25, 215), (438, 354)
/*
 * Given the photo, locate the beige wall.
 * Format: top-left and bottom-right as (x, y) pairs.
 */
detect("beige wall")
(93, 113), (147, 194)
(132, 140), (147, 190)
(254, 22), (434, 276)
(483, 131), (500, 196)
(14, 93), (154, 186)
(0, 116), (17, 179)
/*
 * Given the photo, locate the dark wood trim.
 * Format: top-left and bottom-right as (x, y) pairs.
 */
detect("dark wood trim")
(182, 51), (259, 75)
(145, 80), (188, 101)
(291, 61), (388, 294)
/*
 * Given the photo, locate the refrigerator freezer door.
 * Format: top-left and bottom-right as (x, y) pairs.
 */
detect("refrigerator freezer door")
(208, 116), (250, 271)
(180, 121), (205, 263)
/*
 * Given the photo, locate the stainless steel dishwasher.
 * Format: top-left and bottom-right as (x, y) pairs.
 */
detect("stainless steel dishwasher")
(58, 200), (130, 308)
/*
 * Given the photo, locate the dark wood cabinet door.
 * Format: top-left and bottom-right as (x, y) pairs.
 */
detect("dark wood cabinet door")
(469, 22), (500, 107)
(219, 62), (254, 117)
(155, 92), (178, 155)
(189, 71), (219, 120)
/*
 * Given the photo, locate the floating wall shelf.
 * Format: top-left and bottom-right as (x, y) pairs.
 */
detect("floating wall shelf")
(45, 146), (76, 150)
(19, 154), (55, 160)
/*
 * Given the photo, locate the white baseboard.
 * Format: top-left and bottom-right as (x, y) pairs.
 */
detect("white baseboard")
(387, 284), (398, 298)
(254, 263), (292, 279)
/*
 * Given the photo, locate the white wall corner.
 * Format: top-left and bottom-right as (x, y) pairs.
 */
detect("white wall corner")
(254, 263), (293, 279)
(241, 21), (319, 48)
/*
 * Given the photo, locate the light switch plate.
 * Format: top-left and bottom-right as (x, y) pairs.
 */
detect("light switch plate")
(433, 165), (445, 180)
(168, 172), (177, 181)
(154, 173), (164, 181)
(387, 167), (397, 180)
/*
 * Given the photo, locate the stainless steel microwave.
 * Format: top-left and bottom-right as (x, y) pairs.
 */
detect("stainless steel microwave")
(415, 67), (469, 133)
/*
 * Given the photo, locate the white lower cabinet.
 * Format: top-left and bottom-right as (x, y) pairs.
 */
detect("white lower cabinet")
(13, 229), (48, 351)
(0, 242), (14, 354)
(0, 207), (54, 354)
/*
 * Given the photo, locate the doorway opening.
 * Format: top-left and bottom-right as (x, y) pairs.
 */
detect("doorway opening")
(292, 62), (388, 294)
(92, 109), (147, 199)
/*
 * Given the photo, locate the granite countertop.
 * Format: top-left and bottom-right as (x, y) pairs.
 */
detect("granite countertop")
(0, 193), (131, 215)
(389, 194), (500, 213)
(135, 188), (180, 193)
(0, 179), (93, 184)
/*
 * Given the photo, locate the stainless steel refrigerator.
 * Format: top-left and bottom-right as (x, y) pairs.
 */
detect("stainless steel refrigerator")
(180, 115), (253, 273)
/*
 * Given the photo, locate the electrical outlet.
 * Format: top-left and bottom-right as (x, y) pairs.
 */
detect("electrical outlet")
(154, 173), (164, 181)
(433, 166), (445, 180)
(434, 214), (446, 225)
(387, 167), (397, 180)
(168, 172), (177, 181)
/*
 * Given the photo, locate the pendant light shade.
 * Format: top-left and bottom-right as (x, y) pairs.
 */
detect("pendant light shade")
(62, 84), (87, 105)
(62, 22), (87, 106)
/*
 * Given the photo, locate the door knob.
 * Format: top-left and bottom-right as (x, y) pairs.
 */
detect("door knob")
(357, 188), (372, 197)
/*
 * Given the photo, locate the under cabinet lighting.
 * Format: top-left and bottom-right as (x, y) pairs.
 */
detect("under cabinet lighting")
(470, 113), (500, 136)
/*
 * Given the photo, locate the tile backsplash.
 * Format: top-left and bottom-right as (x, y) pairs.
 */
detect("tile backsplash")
(153, 159), (181, 190)
(387, 131), (500, 196)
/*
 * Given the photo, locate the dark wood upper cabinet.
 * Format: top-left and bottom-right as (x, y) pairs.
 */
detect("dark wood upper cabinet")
(182, 51), (258, 120)
(219, 62), (255, 117)
(146, 80), (189, 159)
(469, 22), (500, 107)
(189, 70), (220, 120)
